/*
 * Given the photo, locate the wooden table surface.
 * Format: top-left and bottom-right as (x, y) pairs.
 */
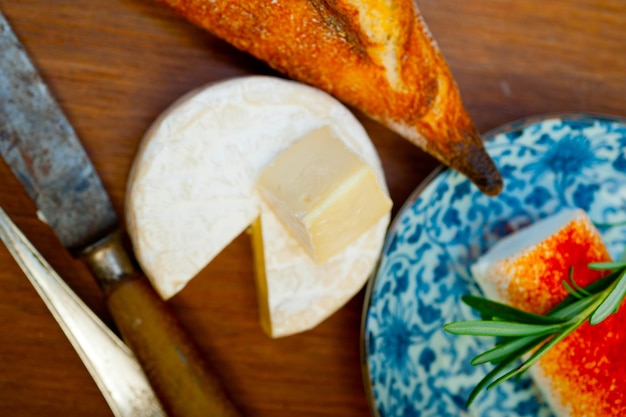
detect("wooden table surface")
(0, 1), (624, 416)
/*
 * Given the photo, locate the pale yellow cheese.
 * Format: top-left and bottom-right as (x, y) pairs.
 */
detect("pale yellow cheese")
(257, 126), (392, 263)
(250, 201), (390, 338)
(126, 76), (391, 337)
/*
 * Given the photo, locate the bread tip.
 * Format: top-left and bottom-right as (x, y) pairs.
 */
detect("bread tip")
(456, 126), (503, 196)
(435, 124), (504, 197)
(474, 167), (503, 196)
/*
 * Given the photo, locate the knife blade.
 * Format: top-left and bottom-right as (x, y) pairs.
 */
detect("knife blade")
(0, 15), (117, 253)
(0, 10), (241, 417)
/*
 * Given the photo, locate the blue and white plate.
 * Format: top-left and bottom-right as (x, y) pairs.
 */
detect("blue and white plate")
(362, 114), (626, 417)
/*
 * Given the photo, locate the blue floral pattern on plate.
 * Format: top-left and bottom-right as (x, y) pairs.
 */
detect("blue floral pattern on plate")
(362, 114), (626, 417)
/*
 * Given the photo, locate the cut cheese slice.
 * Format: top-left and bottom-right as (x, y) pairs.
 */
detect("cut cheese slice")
(471, 209), (611, 313)
(471, 208), (626, 416)
(257, 126), (392, 263)
(126, 76), (391, 335)
(251, 202), (389, 337)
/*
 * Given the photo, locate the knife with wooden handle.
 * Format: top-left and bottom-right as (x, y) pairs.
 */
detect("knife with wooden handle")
(0, 207), (166, 417)
(0, 10), (241, 417)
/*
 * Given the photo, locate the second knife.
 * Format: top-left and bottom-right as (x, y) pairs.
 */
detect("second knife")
(0, 10), (241, 417)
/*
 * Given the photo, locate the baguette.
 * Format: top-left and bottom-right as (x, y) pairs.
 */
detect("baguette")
(157, 0), (503, 195)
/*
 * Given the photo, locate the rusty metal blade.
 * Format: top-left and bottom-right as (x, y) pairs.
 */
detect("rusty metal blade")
(0, 11), (117, 252)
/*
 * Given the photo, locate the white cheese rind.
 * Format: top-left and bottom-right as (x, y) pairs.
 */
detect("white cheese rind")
(126, 76), (390, 303)
(257, 200), (390, 337)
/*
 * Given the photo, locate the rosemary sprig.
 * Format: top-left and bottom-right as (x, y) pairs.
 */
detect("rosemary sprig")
(443, 260), (626, 407)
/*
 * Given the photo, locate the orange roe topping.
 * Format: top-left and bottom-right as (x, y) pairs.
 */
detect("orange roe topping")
(539, 313), (626, 416)
(499, 219), (610, 315)
(497, 217), (626, 416)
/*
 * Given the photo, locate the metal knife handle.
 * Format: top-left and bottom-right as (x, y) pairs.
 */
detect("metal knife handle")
(81, 231), (242, 417)
(0, 207), (166, 417)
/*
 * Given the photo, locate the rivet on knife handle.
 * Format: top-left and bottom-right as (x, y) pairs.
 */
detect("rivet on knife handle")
(82, 231), (243, 417)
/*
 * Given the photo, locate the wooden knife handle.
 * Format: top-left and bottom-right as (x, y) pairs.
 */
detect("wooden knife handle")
(81, 230), (242, 417)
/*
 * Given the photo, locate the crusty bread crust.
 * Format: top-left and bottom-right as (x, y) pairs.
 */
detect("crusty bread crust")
(158, 0), (503, 195)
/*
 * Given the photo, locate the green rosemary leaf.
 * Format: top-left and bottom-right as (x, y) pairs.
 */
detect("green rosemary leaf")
(593, 220), (626, 229)
(568, 267), (591, 296)
(562, 279), (584, 299)
(588, 259), (626, 270)
(583, 269), (621, 293)
(548, 293), (600, 320)
(488, 322), (579, 389)
(471, 333), (549, 365)
(444, 321), (563, 337)
(590, 268), (626, 325)
(461, 295), (566, 324)
(465, 355), (520, 407)
(549, 271), (619, 314)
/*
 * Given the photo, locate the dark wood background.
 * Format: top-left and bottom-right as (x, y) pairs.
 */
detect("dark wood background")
(0, 1), (624, 415)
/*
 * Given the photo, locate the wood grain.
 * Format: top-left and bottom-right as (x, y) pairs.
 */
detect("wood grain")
(0, 1), (624, 416)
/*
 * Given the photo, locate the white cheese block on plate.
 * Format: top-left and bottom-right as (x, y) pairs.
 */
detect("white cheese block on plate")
(125, 76), (391, 336)
(470, 208), (622, 417)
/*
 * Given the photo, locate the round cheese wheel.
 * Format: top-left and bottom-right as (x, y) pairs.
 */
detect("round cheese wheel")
(125, 76), (390, 336)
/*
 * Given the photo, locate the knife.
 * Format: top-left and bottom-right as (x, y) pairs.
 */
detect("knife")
(0, 10), (241, 417)
(0, 206), (166, 417)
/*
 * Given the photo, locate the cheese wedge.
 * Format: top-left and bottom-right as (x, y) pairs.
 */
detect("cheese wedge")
(257, 126), (392, 263)
(126, 76), (391, 336)
(471, 209), (626, 417)
(157, 0), (503, 196)
(251, 202), (389, 337)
